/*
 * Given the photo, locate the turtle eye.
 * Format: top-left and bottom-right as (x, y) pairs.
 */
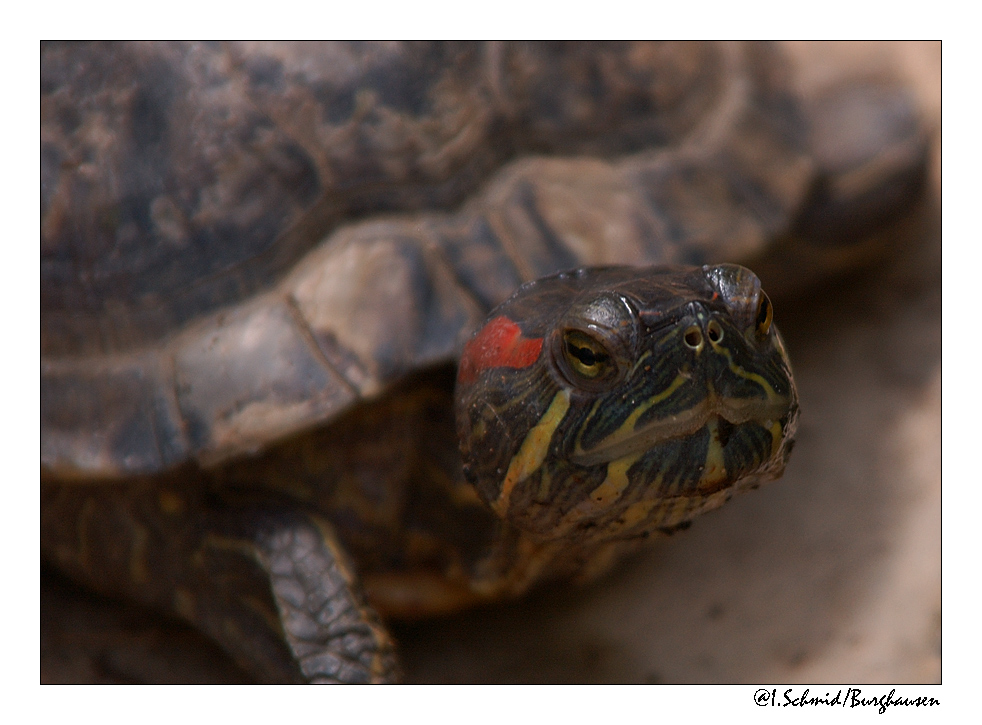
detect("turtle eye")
(755, 292), (773, 338)
(562, 329), (612, 380)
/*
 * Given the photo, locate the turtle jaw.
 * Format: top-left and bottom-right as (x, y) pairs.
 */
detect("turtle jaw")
(483, 391), (798, 540)
(568, 391), (794, 469)
(539, 406), (798, 539)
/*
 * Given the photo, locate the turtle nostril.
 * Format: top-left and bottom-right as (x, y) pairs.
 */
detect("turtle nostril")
(707, 320), (723, 344)
(684, 327), (703, 349)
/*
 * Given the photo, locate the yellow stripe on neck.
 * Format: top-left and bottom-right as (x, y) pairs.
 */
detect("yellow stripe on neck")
(494, 389), (571, 516)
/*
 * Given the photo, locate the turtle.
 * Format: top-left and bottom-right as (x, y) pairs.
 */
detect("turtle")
(40, 41), (928, 683)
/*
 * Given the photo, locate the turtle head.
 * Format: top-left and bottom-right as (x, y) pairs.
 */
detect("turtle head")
(455, 264), (798, 540)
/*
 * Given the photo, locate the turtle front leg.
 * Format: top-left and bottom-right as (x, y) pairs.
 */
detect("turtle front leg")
(203, 507), (399, 683)
(41, 482), (399, 683)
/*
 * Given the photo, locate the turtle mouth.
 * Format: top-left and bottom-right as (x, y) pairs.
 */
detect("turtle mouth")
(570, 393), (790, 467)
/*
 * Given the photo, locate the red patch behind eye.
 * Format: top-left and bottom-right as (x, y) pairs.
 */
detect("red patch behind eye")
(458, 315), (543, 384)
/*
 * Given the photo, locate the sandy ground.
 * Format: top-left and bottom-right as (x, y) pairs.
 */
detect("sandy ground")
(40, 41), (941, 684)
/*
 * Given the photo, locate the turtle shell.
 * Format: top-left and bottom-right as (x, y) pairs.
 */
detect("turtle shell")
(40, 41), (925, 477)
